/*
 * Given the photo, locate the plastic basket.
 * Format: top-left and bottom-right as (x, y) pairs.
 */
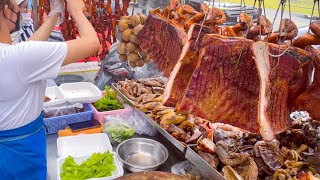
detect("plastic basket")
(89, 102), (132, 124)
(89, 91), (133, 124)
(44, 103), (94, 134)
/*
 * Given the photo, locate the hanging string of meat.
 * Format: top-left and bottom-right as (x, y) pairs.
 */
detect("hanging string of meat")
(38, 0), (51, 25)
(38, 0), (131, 60)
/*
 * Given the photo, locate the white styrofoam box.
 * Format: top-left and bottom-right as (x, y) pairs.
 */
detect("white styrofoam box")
(60, 82), (102, 104)
(57, 151), (124, 180)
(57, 133), (112, 157)
(44, 86), (66, 107)
(57, 134), (123, 180)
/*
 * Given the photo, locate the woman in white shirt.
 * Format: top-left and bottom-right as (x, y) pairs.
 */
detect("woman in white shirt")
(0, 0), (100, 179)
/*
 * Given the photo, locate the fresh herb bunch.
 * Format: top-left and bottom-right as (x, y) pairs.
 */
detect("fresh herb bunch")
(94, 87), (124, 112)
(60, 151), (116, 180)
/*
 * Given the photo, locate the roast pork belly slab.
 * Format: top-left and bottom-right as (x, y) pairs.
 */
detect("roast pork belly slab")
(163, 24), (213, 107)
(176, 34), (260, 133)
(176, 34), (307, 141)
(294, 47), (320, 120)
(137, 11), (187, 77)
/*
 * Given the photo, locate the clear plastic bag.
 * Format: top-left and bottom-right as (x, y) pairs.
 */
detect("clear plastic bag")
(104, 110), (157, 137)
(171, 161), (202, 180)
(126, 110), (157, 136)
(290, 111), (311, 122)
(103, 115), (135, 145)
(43, 103), (84, 118)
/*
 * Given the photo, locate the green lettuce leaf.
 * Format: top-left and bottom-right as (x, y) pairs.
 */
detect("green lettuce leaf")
(60, 151), (116, 180)
(93, 86), (124, 112)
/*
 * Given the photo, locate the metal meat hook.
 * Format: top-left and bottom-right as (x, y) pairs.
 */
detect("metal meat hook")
(131, 0), (136, 16)
(264, 0), (291, 71)
(194, 0), (215, 47)
(253, 0), (266, 40)
(236, 0), (252, 64)
(307, 0), (320, 34)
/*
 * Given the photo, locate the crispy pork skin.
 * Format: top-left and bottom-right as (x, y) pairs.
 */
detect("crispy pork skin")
(163, 24), (212, 107)
(176, 35), (306, 141)
(137, 11), (187, 77)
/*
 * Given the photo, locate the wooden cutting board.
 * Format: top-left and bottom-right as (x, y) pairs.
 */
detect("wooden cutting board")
(116, 171), (191, 180)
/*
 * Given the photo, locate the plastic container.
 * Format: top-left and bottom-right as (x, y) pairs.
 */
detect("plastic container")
(60, 82), (102, 104)
(44, 103), (93, 134)
(44, 86), (66, 107)
(54, 74), (86, 86)
(89, 91), (133, 124)
(57, 133), (113, 157)
(56, 133), (124, 180)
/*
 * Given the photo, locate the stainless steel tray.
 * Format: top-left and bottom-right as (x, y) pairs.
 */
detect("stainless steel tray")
(185, 146), (225, 180)
(111, 83), (186, 152)
(112, 83), (226, 180)
(135, 109), (187, 152)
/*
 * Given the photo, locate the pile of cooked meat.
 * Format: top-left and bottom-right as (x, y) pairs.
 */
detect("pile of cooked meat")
(117, 78), (320, 180)
(116, 1), (320, 179)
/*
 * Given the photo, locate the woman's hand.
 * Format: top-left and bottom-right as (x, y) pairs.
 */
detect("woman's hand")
(48, 0), (65, 25)
(63, 0), (100, 66)
(66, 0), (85, 17)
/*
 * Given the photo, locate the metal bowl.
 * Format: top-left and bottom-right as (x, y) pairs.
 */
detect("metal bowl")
(116, 138), (169, 172)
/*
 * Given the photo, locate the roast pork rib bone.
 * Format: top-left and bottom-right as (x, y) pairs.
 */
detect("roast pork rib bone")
(163, 24), (213, 107)
(137, 10), (187, 77)
(175, 34), (306, 141)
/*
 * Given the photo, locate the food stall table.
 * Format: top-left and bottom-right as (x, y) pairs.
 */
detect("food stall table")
(46, 132), (187, 180)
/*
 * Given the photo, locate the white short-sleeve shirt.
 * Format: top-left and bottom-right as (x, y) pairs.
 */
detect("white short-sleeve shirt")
(0, 41), (68, 130)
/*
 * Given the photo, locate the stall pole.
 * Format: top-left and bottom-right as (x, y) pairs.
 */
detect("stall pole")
(32, 0), (39, 30)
